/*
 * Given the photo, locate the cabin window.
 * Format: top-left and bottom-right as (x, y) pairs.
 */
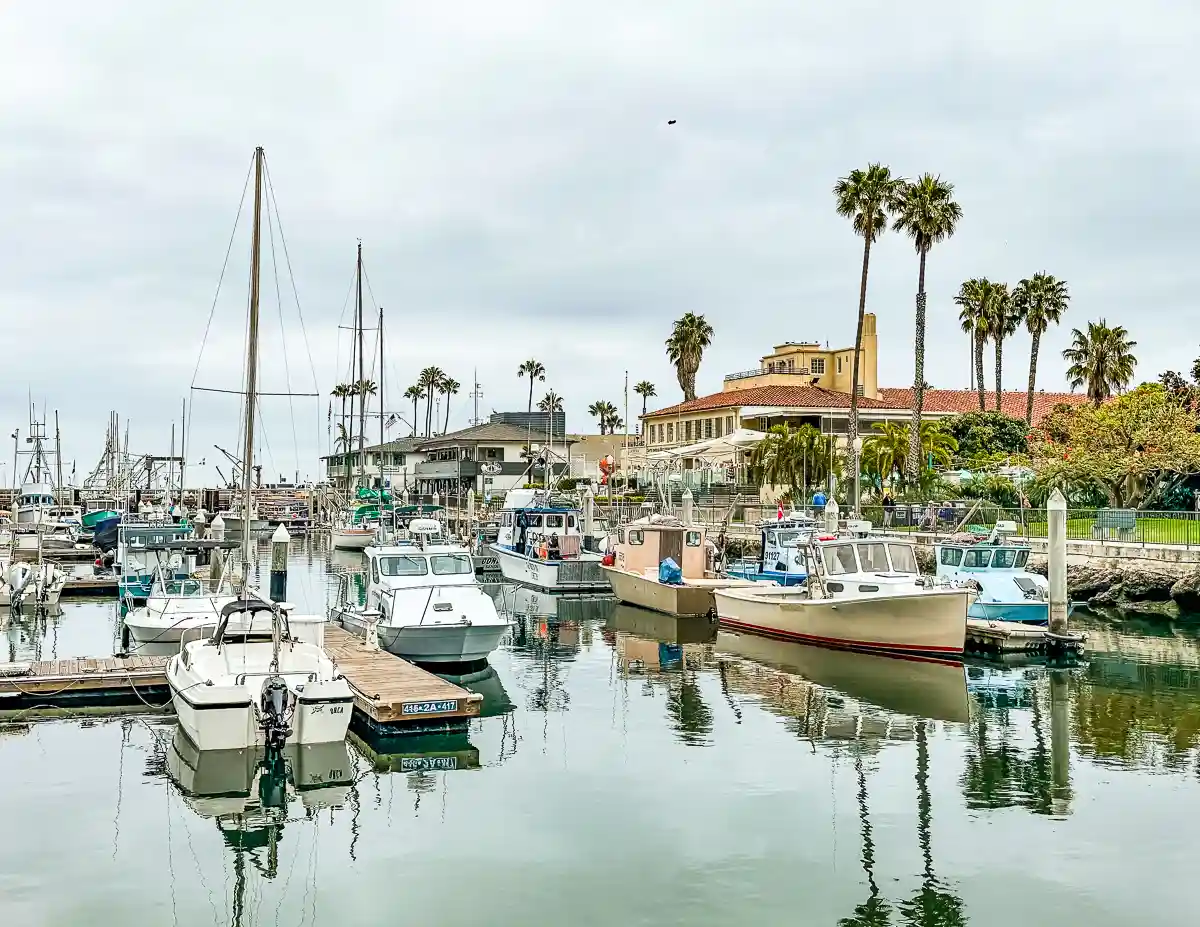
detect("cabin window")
(628, 529), (644, 545)
(371, 557), (381, 583)
(991, 548), (1018, 569)
(963, 549), (990, 568)
(378, 555), (428, 576)
(617, 529), (625, 545)
(567, 514), (576, 529)
(887, 544), (918, 574)
(858, 543), (890, 572)
(858, 584), (880, 593)
(823, 545), (858, 575)
(939, 547), (963, 567)
(685, 531), (702, 547)
(1013, 549), (1029, 568)
(704, 419), (713, 439)
(545, 514), (565, 528)
(431, 554), (473, 575)
(826, 581), (844, 592)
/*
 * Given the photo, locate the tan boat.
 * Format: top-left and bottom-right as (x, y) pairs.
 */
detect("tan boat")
(713, 536), (973, 658)
(603, 516), (756, 617)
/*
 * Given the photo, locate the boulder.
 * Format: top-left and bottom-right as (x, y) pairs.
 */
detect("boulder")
(1116, 569), (1175, 602)
(1088, 586), (1122, 607)
(1170, 571), (1200, 613)
(1069, 566), (1123, 600)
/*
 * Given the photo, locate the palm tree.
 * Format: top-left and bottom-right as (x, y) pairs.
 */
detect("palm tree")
(1063, 319), (1137, 405)
(331, 383), (353, 450)
(588, 400), (618, 435)
(890, 174), (962, 476)
(418, 366), (445, 437)
(834, 163), (905, 471)
(517, 359), (546, 415)
(1014, 273), (1070, 424)
(634, 380), (657, 418)
(439, 376), (460, 435)
(606, 413), (624, 434)
(979, 282), (1018, 411)
(538, 391), (563, 413)
(861, 422), (908, 488)
(403, 384), (423, 437)
(664, 314), (714, 401)
(919, 421), (958, 468)
(955, 279), (989, 411)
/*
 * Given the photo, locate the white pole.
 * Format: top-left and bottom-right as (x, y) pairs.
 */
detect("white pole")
(682, 487), (694, 526)
(1048, 488), (1068, 633)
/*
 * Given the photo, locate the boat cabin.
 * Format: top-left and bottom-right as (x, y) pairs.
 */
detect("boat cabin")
(496, 502), (585, 561)
(613, 520), (710, 579)
(759, 515), (819, 576)
(813, 538), (921, 586)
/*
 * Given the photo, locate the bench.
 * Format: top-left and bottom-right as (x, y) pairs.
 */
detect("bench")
(1092, 508), (1136, 541)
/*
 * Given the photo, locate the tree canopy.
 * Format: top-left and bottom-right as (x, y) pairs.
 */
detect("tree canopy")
(1029, 383), (1200, 508)
(939, 412), (1029, 459)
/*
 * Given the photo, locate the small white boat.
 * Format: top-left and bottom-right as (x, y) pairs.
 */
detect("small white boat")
(332, 523), (376, 550)
(167, 598), (353, 751)
(714, 536), (974, 659)
(0, 560), (66, 608)
(601, 515), (754, 617)
(490, 489), (608, 591)
(332, 519), (508, 664)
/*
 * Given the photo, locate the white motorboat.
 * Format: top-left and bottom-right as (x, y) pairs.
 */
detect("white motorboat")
(0, 560), (66, 608)
(332, 520), (376, 550)
(332, 519), (508, 664)
(714, 536), (974, 659)
(168, 598), (353, 751)
(490, 489), (608, 592)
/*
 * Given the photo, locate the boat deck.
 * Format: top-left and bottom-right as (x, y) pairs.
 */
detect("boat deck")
(965, 618), (1086, 655)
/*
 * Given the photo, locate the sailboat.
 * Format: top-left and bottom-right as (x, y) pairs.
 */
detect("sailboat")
(167, 148), (353, 752)
(331, 242), (379, 551)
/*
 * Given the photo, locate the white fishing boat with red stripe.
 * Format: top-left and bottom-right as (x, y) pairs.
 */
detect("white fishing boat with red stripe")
(714, 535), (973, 659)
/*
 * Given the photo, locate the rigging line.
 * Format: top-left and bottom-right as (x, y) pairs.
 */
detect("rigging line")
(359, 263), (386, 411)
(190, 153), (254, 391)
(256, 394), (278, 478)
(265, 188), (301, 471)
(263, 157), (320, 392)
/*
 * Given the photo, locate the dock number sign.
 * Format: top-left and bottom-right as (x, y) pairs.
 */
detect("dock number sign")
(402, 699), (458, 716)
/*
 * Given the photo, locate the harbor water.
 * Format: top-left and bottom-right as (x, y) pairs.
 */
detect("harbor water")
(2, 534), (1198, 925)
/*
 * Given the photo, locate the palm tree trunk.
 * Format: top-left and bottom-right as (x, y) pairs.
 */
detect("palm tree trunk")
(425, 387), (433, 438)
(527, 378), (534, 416)
(994, 339), (1004, 411)
(906, 251), (928, 478)
(411, 396), (418, 437)
(975, 333), (986, 411)
(969, 334), (975, 391)
(641, 396), (648, 418)
(848, 234), (873, 491)
(444, 394), (451, 434)
(1026, 331), (1041, 425)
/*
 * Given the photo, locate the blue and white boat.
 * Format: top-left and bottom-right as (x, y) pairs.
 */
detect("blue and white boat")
(490, 489), (609, 592)
(934, 522), (1075, 625)
(117, 521), (195, 602)
(724, 512), (816, 586)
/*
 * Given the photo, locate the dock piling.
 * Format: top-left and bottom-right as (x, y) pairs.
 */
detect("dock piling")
(209, 514), (225, 584)
(269, 523), (289, 602)
(682, 488), (694, 527)
(1048, 488), (1068, 634)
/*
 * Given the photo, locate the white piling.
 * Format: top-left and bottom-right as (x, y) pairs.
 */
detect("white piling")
(682, 488), (694, 526)
(581, 485), (595, 539)
(824, 497), (840, 535)
(269, 523), (290, 602)
(1048, 488), (1068, 634)
(209, 514), (226, 584)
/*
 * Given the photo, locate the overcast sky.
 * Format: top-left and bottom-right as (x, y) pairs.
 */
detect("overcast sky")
(2, 1), (1197, 486)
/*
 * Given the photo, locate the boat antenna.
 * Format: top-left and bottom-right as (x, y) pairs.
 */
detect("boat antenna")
(240, 147), (265, 588)
(356, 241), (365, 492)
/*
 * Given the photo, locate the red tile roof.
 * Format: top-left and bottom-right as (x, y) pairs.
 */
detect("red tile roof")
(645, 385), (907, 418)
(877, 388), (1087, 424)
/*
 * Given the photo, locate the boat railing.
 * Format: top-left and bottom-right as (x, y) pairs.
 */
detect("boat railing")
(234, 670), (318, 685)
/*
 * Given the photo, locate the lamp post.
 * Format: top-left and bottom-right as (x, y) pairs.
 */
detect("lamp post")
(852, 435), (863, 518)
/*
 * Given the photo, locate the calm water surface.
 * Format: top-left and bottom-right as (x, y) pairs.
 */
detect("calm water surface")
(1, 536), (1198, 925)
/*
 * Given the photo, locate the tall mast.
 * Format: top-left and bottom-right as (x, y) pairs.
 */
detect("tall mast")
(378, 305), (384, 485)
(54, 410), (63, 494)
(356, 241), (365, 489)
(241, 147), (265, 573)
(180, 398), (187, 505)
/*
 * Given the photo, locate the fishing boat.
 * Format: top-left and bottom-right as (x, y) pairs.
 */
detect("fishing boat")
(601, 515), (754, 617)
(116, 521), (194, 601)
(167, 148), (353, 752)
(331, 518), (508, 664)
(490, 489), (608, 591)
(934, 521), (1075, 624)
(0, 559), (67, 609)
(714, 536), (974, 658)
(723, 511), (817, 585)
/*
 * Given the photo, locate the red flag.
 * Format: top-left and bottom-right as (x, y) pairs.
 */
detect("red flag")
(777, 503), (784, 521)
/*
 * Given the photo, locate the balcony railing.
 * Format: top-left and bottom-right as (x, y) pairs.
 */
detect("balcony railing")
(724, 368), (814, 382)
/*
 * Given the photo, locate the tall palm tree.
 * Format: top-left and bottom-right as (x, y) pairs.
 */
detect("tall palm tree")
(634, 380), (657, 418)
(664, 314), (714, 401)
(834, 163), (905, 472)
(331, 383), (353, 450)
(861, 422), (908, 488)
(418, 366), (445, 437)
(955, 279), (989, 411)
(1014, 273), (1070, 424)
(980, 282), (1018, 411)
(517, 359), (546, 415)
(588, 400), (617, 435)
(890, 174), (962, 476)
(403, 384), (423, 437)
(1062, 319), (1137, 405)
(439, 376), (460, 435)
(538, 391), (563, 413)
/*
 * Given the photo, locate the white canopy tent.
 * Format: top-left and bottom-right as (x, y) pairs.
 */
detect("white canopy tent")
(665, 428), (768, 460)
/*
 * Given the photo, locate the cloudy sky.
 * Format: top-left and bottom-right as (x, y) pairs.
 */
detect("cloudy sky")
(2, 1), (1197, 486)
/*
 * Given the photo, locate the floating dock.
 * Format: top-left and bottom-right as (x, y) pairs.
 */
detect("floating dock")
(0, 624), (482, 736)
(62, 575), (119, 596)
(965, 618), (1086, 655)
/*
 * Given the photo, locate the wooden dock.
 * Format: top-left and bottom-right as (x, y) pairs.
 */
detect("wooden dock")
(62, 575), (119, 596)
(966, 618), (1087, 655)
(0, 625), (483, 736)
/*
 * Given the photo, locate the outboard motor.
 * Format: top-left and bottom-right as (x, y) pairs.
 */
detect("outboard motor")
(259, 675), (294, 751)
(8, 562), (33, 607)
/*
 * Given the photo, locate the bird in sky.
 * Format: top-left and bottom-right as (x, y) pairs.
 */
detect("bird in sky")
(667, 119), (676, 125)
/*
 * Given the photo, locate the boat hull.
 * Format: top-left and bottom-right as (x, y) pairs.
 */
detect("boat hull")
(490, 544), (609, 591)
(332, 528), (375, 550)
(724, 563), (808, 586)
(714, 587), (970, 658)
(378, 622), (508, 664)
(601, 566), (717, 618)
(969, 600), (1077, 624)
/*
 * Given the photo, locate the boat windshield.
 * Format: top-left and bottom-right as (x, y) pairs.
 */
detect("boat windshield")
(857, 542), (890, 572)
(963, 549), (990, 568)
(379, 555), (428, 577)
(822, 545), (859, 575)
(1014, 549), (1029, 568)
(431, 554), (473, 575)
(775, 530), (804, 547)
(990, 548), (1019, 568)
(886, 544), (918, 574)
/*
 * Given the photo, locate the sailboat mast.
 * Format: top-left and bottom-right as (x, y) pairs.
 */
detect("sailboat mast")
(356, 242), (366, 489)
(241, 147), (265, 571)
(54, 410), (63, 494)
(378, 305), (384, 481)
